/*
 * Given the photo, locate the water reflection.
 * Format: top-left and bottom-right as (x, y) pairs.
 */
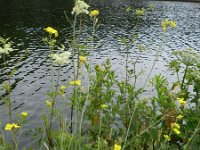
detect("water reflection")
(0, 0), (200, 148)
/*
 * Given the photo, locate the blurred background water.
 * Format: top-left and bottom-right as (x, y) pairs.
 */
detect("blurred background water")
(0, 0), (200, 148)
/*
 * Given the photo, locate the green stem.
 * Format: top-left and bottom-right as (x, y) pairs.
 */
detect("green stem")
(181, 65), (188, 90)
(2, 54), (12, 123)
(91, 17), (96, 49)
(122, 103), (137, 150)
(47, 65), (61, 147)
(11, 131), (18, 150)
(124, 17), (140, 129)
(133, 53), (140, 87)
(79, 66), (90, 135)
(49, 66), (61, 130)
(97, 112), (102, 150)
(70, 14), (77, 134)
(124, 112), (170, 148)
(125, 44), (130, 129)
(143, 33), (165, 88)
(183, 121), (200, 150)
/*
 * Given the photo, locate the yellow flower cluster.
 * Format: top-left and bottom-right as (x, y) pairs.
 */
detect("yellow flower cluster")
(161, 19), (176, 32)
(79, 56), (87, 65)
(70, 80), (81, 86)
(135, 8), (146, 16)
(177, 98), (186, 107)
(171, 123), (181, 134)
(5, 123), (20, 131)
(89, 10), (99, 17)
(21, 112), (28, 117)
(163, 135), (171, 141)
(114, 143), (121, 150)
(44, 27), (58, 37)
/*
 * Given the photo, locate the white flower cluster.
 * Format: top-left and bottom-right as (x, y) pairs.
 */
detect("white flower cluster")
(0, 38), (14, 55)
(71, 0), (90, 15)
(50, 51), (71, 65)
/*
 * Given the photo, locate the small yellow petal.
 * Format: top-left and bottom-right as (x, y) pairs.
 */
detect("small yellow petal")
(44, 27), (58, 37)
(79, 56), (87, 65)
(5, 123), (20, 131)
(12, 123), (20, 129)
(76, 80), (81, 85)
(171, 123), (180, 129)
(170, 21), (177, 28)
(173, 128), (181, 134)
(89, 10), (99, 17)
(163, 135), (171, 141)
(21, 112), (28, 117)
(114, 143), (121, 150)
(5, 124), (13, 131)
(177, 98), (186, 107)
(176, 115), (183, 119)
(70, 80), (81, 86)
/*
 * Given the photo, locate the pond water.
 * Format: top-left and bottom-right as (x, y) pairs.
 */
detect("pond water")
(0, 0), (200, 148)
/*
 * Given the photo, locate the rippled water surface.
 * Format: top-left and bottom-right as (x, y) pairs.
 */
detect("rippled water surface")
(0, 0), (200, 147)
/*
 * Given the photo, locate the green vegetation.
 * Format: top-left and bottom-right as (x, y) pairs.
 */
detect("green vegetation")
(0, 1), (200, 150)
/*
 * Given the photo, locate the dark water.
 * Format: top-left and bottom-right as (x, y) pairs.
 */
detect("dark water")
(0, 0), (200, 147)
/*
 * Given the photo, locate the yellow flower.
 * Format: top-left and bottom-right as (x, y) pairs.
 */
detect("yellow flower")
(171, 123), (180, 129)
(60, 85), (66, 92)
(170, 21), (177, 28)
(163, 135), (171, 141)
(162, 26), (167, 32)
(70, 80), (81, 86)
(161, 19), (176, 32)
(89, 10), (99, 17)
(165, 19), (170, 27)
(161, 20), (166, 28)
(177, 98), (186, 107)
(44, 27), (58, 37)
(100, 104), (108, 109)
(161, 19), (169, 31)
(176, 115), (183, 119)
(12, 124), (20, 129)
(79, 56), (87, 65)
(45, 100), (52, 107)
(5, 123), (20, 131)
(171, 123), (181, 134)
(173, 128), (181, 134)
(21, 112), (28, 117)
(5, 124), (13, 131)
(114, 143), (121, 150)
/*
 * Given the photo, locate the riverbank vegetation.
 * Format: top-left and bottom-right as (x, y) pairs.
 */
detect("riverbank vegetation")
(0, 0), (200, 149)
